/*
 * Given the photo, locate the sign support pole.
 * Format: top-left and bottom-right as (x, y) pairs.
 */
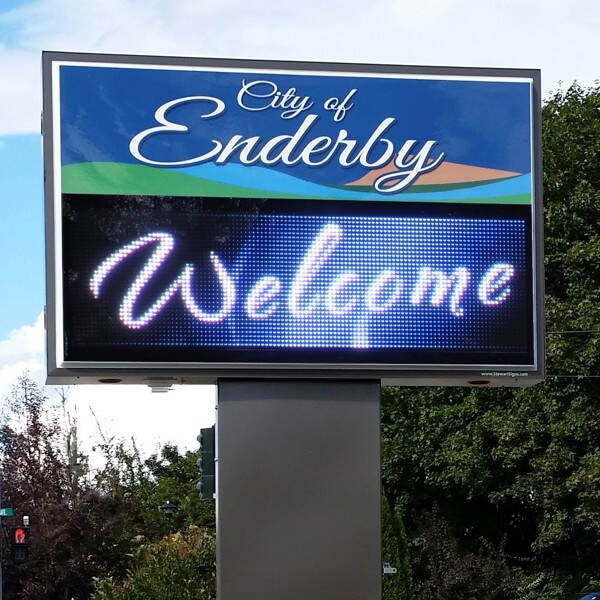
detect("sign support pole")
(216, 380), (381, 600)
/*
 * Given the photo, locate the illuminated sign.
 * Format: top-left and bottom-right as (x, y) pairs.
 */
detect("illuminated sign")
(43, 53), (544, 386)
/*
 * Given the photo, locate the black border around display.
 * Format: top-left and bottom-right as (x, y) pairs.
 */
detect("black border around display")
(61, 194), (534, 367)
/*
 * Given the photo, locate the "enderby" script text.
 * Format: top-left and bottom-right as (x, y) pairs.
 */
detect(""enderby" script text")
(129, 80), (445, 194)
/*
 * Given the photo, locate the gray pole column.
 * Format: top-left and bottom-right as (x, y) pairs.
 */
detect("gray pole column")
(216, 380), (381, 600)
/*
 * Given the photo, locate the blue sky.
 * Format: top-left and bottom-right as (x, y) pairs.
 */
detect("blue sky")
(0, 0), (598, 453)
(0, 135), (44, 339)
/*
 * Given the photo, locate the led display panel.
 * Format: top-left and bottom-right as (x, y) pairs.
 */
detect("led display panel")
(43, 52), (544, 386)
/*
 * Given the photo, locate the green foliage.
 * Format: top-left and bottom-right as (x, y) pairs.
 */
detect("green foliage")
(0, 375), (102, 599)
(0, 374), (215, 600)
(87, 437), (215, 584)
(410, 505), (547, 600)
(128, 443), (216, 534)
(91, 526), (216, 600)
(380, 81), (600, 600)
(382, 494), (412, 600)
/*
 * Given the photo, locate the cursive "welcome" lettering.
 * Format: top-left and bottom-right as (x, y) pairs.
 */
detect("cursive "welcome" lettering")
(90, 223), (515, 331)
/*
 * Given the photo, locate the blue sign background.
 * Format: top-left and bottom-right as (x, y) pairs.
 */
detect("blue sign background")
(58, 65), (532, 185)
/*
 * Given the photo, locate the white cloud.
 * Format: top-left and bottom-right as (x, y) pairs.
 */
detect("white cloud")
(1, 0), (599, 136)
(0, 313), (215, 459)
(0, 312), (46, 399)
(0, 48), (41, 136)
(62, 382), (216, 461)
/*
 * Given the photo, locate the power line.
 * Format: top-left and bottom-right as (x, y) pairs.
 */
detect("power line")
(546, 330), (600, 335)
(546, 374), (600, 378)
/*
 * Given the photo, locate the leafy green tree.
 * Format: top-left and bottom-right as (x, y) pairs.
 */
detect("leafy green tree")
(489, 81), (600, 595)
(381, 83), (600, 598)
(83, 430), (215, 585)
(382, 493), (412, 600)
(91, 526), (216, 600)
(0, 375), (100, 599)
(135, 444), (215, 534)
(0, 374), (216, 599)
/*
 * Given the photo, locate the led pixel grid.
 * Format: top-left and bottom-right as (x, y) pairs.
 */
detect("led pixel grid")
(62, 195), (533, 366)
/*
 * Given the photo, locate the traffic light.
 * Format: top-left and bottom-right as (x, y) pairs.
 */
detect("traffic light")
(197, 425), (216, 501)
(10, 526), (29, 564)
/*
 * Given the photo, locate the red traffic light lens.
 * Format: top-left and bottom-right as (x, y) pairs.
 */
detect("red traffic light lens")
(13, 528), (27, 544)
